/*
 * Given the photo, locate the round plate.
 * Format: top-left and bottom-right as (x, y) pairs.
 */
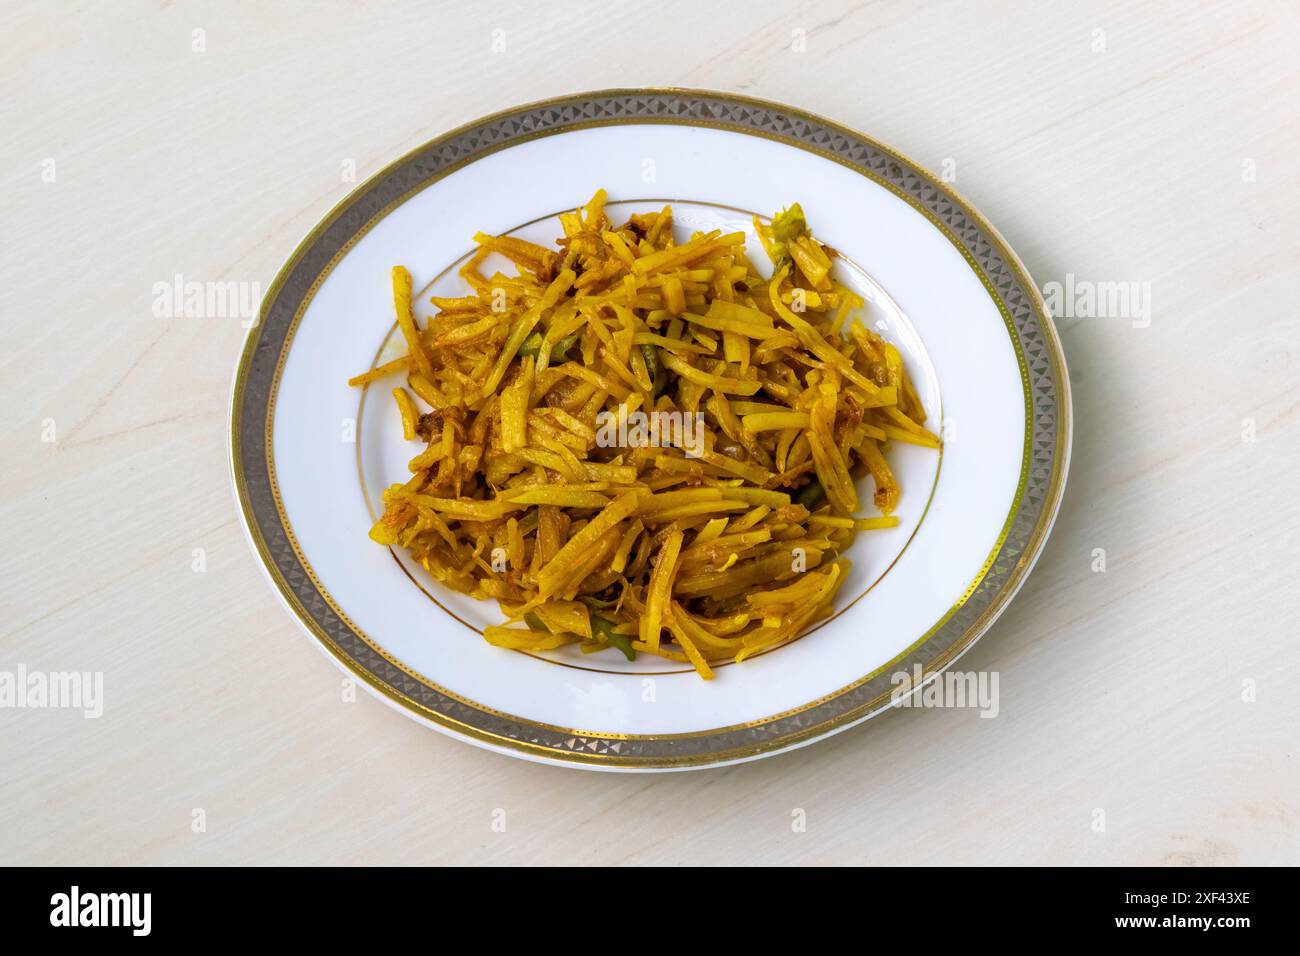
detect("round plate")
(230, 89), (1070, 771)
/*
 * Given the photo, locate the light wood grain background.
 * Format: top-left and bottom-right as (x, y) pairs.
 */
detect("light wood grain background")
(2, 0), (1297, 866)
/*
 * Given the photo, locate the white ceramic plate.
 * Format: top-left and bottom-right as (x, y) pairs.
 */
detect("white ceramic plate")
(230, 90), (1070, 771)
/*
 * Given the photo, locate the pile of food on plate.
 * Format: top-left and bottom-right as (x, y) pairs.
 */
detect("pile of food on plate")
(349, 191), (937, 678)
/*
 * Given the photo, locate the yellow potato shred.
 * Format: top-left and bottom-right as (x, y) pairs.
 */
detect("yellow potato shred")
(352, 191), (937, 679)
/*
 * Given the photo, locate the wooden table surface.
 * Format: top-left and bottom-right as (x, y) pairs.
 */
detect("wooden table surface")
(3, 0), (1297, 866)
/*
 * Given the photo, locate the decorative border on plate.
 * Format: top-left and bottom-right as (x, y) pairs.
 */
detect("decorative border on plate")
(231, 89), (1069, 768)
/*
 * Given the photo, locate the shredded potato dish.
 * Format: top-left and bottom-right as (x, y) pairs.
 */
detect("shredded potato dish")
(350, 191), (938, 679)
